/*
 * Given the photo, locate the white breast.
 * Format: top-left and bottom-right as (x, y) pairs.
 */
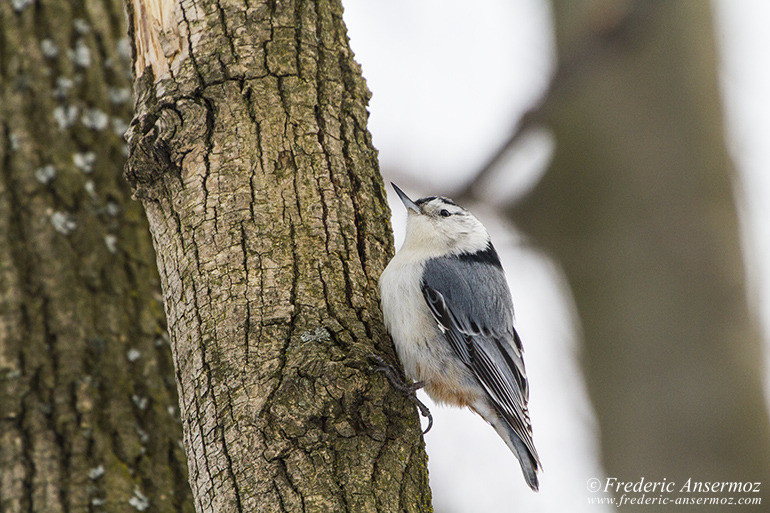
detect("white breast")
(379, 252), (439, 382)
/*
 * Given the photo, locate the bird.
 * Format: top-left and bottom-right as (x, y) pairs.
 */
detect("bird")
(378, 182), (541, 491)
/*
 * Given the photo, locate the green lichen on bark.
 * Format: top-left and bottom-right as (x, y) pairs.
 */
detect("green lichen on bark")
(0, 0), (192, 512)
(124, 0), (432, 511)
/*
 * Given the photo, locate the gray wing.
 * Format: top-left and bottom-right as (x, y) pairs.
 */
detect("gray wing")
(421, 254), (540, 467)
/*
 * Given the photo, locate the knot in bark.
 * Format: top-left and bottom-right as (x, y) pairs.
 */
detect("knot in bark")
(124, 105), (182, 200)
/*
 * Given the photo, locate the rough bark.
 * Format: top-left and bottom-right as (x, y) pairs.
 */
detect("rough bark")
(0, 0), (192, 512)
(511, 1), (770, 510)
(123, 0), (432, 512)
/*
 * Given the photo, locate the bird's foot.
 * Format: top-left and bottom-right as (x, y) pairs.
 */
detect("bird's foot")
(369, 354), (425, 393)
(368, 354), (434, 434)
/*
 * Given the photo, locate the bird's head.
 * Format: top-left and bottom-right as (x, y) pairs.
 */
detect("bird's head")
(392, 183), (490, 257)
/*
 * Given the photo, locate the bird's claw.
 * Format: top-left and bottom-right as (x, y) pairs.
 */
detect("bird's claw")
(368, 354), (434, 434)
(408, 395), (434, 434)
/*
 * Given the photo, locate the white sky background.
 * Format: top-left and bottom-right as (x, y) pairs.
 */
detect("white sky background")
(713, 0), (770, 406)
(343, 1), (770, 512)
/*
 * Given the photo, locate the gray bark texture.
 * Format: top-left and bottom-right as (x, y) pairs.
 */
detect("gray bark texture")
(123, 0), (432, 512)
(510, 2), (770, 510)
(0, 0), (193, 512)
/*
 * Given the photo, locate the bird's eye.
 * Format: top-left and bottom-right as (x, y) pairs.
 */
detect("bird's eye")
(439, 209), (451, 217)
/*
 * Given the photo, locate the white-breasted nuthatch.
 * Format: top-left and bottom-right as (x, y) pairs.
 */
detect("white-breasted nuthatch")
(379, 183), (541, 491)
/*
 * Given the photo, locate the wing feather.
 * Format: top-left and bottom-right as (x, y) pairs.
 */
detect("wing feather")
(421, 255), (540, 468)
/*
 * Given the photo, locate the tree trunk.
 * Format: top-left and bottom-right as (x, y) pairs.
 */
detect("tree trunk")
(123, 0), (432, 512)
(512, 1), (770, 509)
(0, 0), (192, 512)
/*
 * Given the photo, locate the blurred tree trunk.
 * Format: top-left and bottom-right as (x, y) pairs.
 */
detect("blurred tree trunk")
(511, 1), (770, 509)
(0, 0), (192, 512)
(123, 0), (431, 511)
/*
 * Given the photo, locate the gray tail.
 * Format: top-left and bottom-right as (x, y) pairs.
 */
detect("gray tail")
(508, 432), (540, 491)
(488, 409), (541, 491)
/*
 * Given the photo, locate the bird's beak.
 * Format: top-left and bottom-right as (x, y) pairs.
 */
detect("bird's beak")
(391, 183), (420, 213)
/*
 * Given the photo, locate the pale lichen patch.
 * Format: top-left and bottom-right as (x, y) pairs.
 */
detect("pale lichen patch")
(104, 234), (118, 254)
(3, 369), (22, 380)
(54, 105), (79, 129)
(40, 39), (59, 58)
(132, 395), (149, 410)
(82, 108), (109, 131)
(129, 488), (150, 511)
(300, 327), (331, 344)
(136, 427), (150, 443)
(117, 38), (131, 61)
(9, 133), (20, 151)
(35, 165), (57, 184)
(71, 39), (92, 67)
(11, 0), (33, 13)
(84, 180), (97, 198)
(112, 117), (129, 138)
(106, 201), (121, 217)
(51, 211), (77, 235)
(53, 77), (75, 98)
(108, 87), (132, 105)
(127, 348), (142, 362)
(88, 464), (106, 480)
(73, 151), (96, 173)
(73, 18), (91, 35)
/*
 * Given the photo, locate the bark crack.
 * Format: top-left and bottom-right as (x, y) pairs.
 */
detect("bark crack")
(178, 0), (206, 88)
(201, 95), (215, 227)
(275, 456), (305, 513)
(238, 79), (260, 221)
(214, 0), (237, 62)
(240, 223), (251, 363)
(2, 122), (37, 511)
(41, 295), (71, 513)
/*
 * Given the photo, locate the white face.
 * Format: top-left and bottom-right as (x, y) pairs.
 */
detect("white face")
(401, 196), (490, 257)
